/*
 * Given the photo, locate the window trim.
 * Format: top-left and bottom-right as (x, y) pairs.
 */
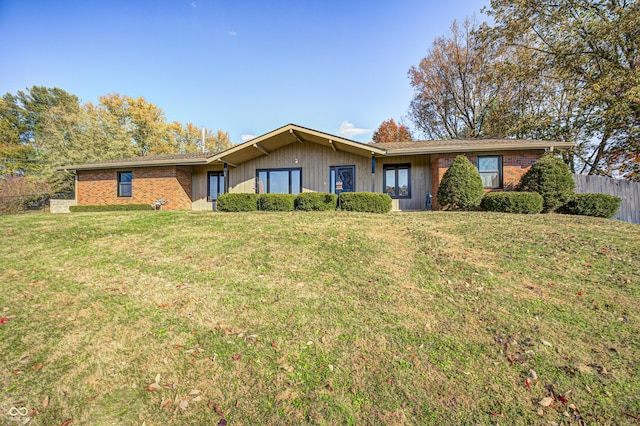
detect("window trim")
(117, 171), (132, 198)
(477, 155), (503, 189)
(383, 164), (411, 199)
(207, 170), (225, 201)
(255, 167), (302, 194)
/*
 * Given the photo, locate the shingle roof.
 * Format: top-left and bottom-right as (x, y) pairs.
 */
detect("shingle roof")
(370, 138), (574, 154)
(58, 152), (212, 171)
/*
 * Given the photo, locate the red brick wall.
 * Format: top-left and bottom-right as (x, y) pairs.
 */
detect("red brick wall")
(430, 150), (545, 209)
(77, 166), (192, 210)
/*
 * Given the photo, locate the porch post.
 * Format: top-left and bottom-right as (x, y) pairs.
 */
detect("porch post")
(224, 163), (229, 193)
(371, 156), (376, 192)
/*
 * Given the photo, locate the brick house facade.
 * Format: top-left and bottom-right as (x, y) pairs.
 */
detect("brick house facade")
(77, 166), (192, 210)
(430, 150), (545, 208)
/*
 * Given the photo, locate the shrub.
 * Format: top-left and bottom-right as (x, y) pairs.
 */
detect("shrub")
(339, 192), (392, 213)
(258, 194), (296, 211)
(480, 192), (543, 214)
(437, 155), (484, 210)
(517, 154), (575, 213)
(70, 204), (153, 212)
(294, 192), (338, 211)
(559, 193), (621, 218)
(217, 193), (259, 212)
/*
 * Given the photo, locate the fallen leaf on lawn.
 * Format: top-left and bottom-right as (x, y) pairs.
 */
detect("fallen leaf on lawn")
(214, 403), (224, 417)
(188, 389), (200, 395)
(528, 369), (538, 380)
(178, 399), (188, 411)
(146, 382), (160, 391)
(218, 419), (227, 426)
(32, 363), (44, 371)
(232, 354), (241, 361)
(541, 340), (552, 347)
(59, 420), (72, 426)
(29, 408), (39, 415)
(154, 373), (161, 383)
(191, 395), (202, 402)
(43, 396), (49, 408)
(282, 365), (294, 372)
(86, 394), (98, 403)
(539, 397), (553, 407)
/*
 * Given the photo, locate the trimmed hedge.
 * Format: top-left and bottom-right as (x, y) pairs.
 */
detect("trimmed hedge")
(258, 194), (296, 211)
(480, 192), (543, 214)
(69, 204), (153, 212)
(437, 155), (484, 210)
(517, 154), (575, 213)
(294, 192), (338, 211)
(339, 192), (392, 213)
(559, 193), (621, 218)
(217, 193), (259, 212)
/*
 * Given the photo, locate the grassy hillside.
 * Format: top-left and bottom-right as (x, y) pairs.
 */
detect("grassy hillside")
(0, 211), (638, 425)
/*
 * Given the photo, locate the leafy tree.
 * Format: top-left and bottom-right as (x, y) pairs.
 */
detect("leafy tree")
(372, 118), (413, 143)
(206, 129), (232, 153)
(517, 154), (575, 213)
(0, 94), (37, 176)
(98, 94), (176, 156)
(408, 19), (508, 139)
(484, 0), (640, 180)
(437, 155), (484, 209)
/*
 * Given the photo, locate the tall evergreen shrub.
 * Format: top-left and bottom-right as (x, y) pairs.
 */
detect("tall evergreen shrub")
(437, 155), (484, 210)
(517, 155), (575, 213)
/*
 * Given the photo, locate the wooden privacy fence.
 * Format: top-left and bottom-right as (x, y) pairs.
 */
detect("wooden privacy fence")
(572, 174), (640, 224)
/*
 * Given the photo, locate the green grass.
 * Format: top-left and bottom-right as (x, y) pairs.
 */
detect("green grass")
(0, 211), (638, 425)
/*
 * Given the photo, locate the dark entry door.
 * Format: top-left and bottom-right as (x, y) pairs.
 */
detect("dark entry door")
(330, 166), (355, 195)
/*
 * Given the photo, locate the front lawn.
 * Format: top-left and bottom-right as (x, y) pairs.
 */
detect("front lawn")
(0, 211), (638, 424)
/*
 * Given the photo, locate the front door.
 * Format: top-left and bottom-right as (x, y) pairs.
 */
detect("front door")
(330, 166), (355, 195)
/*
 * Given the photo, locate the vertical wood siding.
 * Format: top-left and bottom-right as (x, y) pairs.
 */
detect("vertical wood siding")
(190, 144), (434, 211)
(229, 143), (371, 195)
(376, 155), (432, 211)
(191, 164), (224, 210)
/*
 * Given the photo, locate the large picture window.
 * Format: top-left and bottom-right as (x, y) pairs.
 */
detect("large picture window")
(117, 171), (132, 197)
(383, 164), (411, 199)
(256, 168), (302, 194)
(478, 156), (502, 189)
(207, 171), (225, 201)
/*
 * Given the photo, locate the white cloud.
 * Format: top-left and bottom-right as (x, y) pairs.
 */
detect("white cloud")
(228, 31), (237, 36)
(241, 134), (256, 142)
(336, 121), (371, 138)
(190, 2), (197, 8)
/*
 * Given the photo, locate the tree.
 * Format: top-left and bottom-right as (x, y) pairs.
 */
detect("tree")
(98, 94), (176, 156)
(408, 19), (508, 139)
(436, 155), (484, 209)
(484, 0), (640, 180)
(206, 129), (232, 153)
(372, 119), (413, 143)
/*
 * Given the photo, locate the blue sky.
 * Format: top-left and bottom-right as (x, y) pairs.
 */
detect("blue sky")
(0, 0), (487, 143)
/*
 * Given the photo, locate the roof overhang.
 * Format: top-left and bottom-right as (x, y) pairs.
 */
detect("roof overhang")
(57, 157), (209, 171)
(210, 124), (385, 166)
(379, 141), (575, 157)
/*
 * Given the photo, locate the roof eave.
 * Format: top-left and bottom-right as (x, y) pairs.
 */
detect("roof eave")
(57, 157), (209, 171)
(382, 141), (575, 156)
